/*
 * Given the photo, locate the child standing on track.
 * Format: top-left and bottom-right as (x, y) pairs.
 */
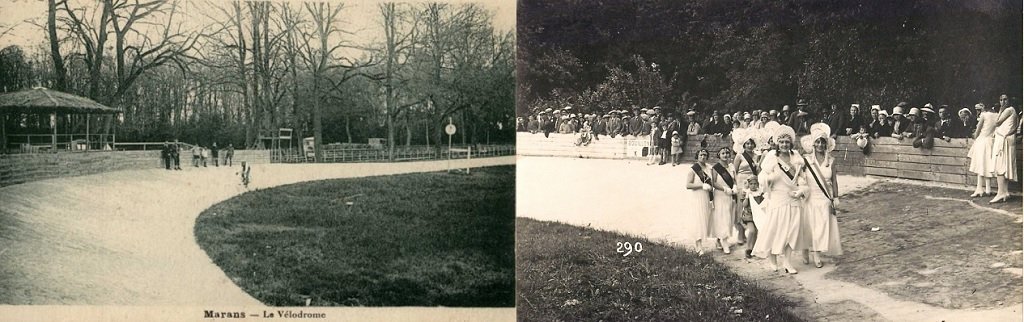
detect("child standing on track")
(737, 175), (764, 258)
(238, 161), (251, 188)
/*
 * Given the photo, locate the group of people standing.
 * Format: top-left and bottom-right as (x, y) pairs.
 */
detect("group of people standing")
(160, 142), (235, 170)
(686, 121), (842, 274)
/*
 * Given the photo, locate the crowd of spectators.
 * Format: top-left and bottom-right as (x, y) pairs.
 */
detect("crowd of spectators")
(516, 97), (1023, 150)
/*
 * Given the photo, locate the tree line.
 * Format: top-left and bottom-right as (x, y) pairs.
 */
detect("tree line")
(0, 1), (514, 161)
(518, 0), (1021, 118)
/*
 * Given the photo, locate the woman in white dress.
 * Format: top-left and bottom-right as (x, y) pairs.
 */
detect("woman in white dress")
(800, 124), (843, 268)
(711, 147), (738, 254)
(753, 125), (808, 274)
(991, 94), (1018, 203)
(969, 103), (998, 197)
(685, 148), (719, 255)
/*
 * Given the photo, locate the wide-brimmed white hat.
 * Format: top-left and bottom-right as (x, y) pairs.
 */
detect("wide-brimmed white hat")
(802, 123), (836, 153)
(732, 128), (754, 154)
(772, 124), (797, 142)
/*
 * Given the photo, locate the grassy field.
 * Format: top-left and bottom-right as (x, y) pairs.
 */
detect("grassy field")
(195, 166), (515, 307)
(829, 182), (1023, 309)
(516, 218), (804, 321)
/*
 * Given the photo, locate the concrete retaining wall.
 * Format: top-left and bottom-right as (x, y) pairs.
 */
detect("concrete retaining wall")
(0, 149), (271, 187)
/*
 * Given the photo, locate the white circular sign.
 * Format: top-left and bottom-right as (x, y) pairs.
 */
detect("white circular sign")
(445, 124), (457, 135)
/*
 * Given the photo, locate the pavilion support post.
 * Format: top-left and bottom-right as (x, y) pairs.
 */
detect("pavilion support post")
(52, 113), (57, 152)
(1, 114), (6, 154)
(86, 113), (90, 151)
(111, 115), (116, 150)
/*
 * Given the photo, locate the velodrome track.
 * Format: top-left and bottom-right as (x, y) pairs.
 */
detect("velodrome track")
(0, 156), (514, 305)
(517, 156), (1022, 322)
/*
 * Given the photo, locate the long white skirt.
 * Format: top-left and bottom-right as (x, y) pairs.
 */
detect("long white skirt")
(690, 189), (713, 241)
(968, 136), (995, 177)
(993, 134), (1018, 181)
(804, 197), (843, 255)
(753, 196), (806, 257)
(711, 190), (734, 240)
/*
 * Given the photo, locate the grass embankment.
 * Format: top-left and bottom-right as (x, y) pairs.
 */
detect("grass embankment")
(516, 218), (803, 321)
(195, 166), (515, 307)
(830, 182), (1022, 309)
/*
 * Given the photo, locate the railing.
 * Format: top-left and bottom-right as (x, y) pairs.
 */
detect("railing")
(113, 141), (196, 151)
(270, 144), (516, 163)
(4, 133), (115, 153)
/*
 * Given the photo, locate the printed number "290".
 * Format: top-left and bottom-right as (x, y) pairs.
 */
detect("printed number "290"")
(616, 242), (643, 256)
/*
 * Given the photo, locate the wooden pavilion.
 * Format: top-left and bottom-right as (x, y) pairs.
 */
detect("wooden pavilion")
(0, 87), (121, 154)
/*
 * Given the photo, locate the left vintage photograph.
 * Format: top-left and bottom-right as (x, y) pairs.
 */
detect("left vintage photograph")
(0, 0), (515, 317)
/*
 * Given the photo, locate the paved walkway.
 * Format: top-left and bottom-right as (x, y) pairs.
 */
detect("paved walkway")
(0, 156), (513, 305)
(517, 156), (1021, 322)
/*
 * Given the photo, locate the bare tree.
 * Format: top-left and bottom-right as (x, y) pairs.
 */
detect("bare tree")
(379, 2), (421, 160)
(47, 0), (68, 91)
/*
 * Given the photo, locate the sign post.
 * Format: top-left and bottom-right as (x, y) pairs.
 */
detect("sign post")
(446, 118), (456, 173)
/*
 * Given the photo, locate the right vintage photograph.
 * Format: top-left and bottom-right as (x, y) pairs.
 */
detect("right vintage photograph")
(514, 0), (1022, 321)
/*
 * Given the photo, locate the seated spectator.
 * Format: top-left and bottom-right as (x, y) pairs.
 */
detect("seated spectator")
(721, 114), (734, 136)
(527, 115), (541, 134)
(947, 108), (975, 139)
(706, 111), (728, 135)
(842, 104), (866, 136)
(936, 106), (953, 140)
(850, 125), (872, 153)
(904, 107), (922, 138)
(686, 111), (702, 135)
(869, 111), (892, 138)
(890, 105), (910, 139)
(913, 107), (939, 148)
(779, 105), (791, 124)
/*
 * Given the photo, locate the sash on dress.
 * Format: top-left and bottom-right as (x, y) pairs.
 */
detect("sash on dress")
(741, 151), (759, 176)
(692, 163), (715, 204)
(713, 163), (736, 203)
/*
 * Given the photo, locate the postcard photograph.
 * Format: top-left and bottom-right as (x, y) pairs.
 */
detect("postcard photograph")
(0, 0), (515, 320)
(515, 0), (1022, 321)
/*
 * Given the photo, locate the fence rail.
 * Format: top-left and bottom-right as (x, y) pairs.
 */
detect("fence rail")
(270, 144), (516, 163)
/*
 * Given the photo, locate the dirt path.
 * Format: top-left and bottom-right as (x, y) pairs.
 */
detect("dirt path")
(517, 156), (1021, 321)
(0, 156), (513, 305)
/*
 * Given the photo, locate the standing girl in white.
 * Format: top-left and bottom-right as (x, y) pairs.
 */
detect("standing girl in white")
(800, 124), (843, 268)
(753, 125), (808, 274)
(991, 94), (1018, 203)
(711, 147), (738, 254)
(686, 148), (718, 256)
(969, 103), (998, 197)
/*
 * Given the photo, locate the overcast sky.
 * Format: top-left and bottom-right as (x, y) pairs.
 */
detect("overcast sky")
(0, 0), (515, 58)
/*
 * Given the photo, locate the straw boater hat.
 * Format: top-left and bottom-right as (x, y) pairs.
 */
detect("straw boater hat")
(802, 123), (836, 153)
